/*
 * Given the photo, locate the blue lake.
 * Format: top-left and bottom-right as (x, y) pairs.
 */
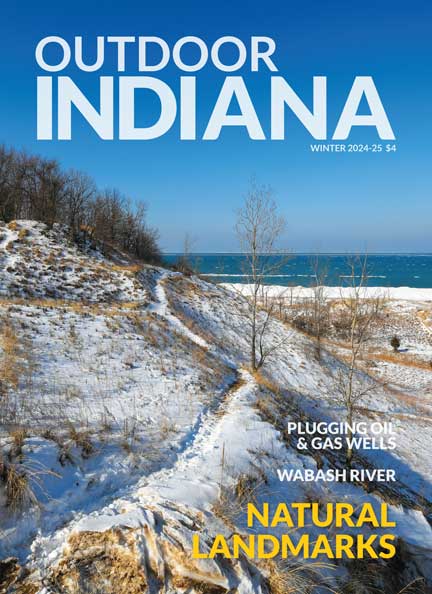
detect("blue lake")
(163, 254), (432, 288)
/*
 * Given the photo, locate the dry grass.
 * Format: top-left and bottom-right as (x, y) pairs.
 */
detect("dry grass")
(234, 472), (263, 504)
(18, 228), (29, 241)
(0, 320), (22, 392)
(106, 263), (142, 274)
(365, 351), (432, 371)
(417, 309), (432, 327)
(213, 470), (331, 594)
(0, 557), (21, 592)
(0, 298), (146, 317)
(253, 370), (282, 395)
(171, 576), (226, 593)
(8, 427), (28, 457)
(158, 417), (177, 439)
(67, 425), (94, 458)
(213, 467), (267, 534)
(262, 559), (327, 594)
(191, 342), (210, 367)
(339, 549), (429, 594)
(48, 528), (148, 594)
(0, 461), (37, 511)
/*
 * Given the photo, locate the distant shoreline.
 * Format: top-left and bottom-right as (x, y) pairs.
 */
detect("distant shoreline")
(222, 283), (432, 302)
(163, 253), (432, 289)
(164, 253), (432, 289)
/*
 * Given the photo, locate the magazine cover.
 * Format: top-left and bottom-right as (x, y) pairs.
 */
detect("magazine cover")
(0, 1), (431, 592)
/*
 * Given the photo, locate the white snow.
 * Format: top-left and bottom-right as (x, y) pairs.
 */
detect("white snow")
(223, 282), (432, 302)
(0, 223), (431, 592)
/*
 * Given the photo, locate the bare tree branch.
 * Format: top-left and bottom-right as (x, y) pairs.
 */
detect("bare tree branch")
(234, 181), (288, 371)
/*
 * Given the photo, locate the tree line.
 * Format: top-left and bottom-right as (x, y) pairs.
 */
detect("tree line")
(0, 145), (161, 263)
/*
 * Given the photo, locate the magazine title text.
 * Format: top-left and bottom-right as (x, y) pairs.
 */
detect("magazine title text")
(35, 35), (395, 142)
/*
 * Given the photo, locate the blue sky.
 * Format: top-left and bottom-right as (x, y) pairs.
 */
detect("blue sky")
(0, 0), (430, 252)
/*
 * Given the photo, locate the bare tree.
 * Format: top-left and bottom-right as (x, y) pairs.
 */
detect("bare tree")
(0, 146), (18, 222)
(289, 259), (329, 356)
(335, 256), (385, 466)
(309, 256), (329, 360)
(64, 170), (95, 237)
(175, 233), (197, 274)
(235, 182), (287, 371)
(0, 144), (161, 263)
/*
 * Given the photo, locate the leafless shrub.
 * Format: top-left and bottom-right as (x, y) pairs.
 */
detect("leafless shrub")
(235, 181), (289, 371)
(334, 256), (386, 467)
(173, 232), (198, 275)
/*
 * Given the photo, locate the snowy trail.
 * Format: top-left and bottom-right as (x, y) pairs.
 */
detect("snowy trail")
(26, 272), (254, 533)
(2, 224), (432, 591)
(1, 268), (251, 565)
(135, 270), (259, 503)
(146, 271), (432, 511)
(149, 271), (209, 350)
(24, 274), (267, 592)
(25, 367), (269, 594)
(149, 270), (237, 369)
(135, 368), (257, 507)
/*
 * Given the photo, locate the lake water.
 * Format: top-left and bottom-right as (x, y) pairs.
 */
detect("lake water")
(163, 254), (432, 288)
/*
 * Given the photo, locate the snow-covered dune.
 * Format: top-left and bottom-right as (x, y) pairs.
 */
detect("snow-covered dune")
(0, 220), (149, 302)
(0, 223), (431, 593)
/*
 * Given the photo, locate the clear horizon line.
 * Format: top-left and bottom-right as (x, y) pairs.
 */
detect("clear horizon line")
(162, 251), (432, 256)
